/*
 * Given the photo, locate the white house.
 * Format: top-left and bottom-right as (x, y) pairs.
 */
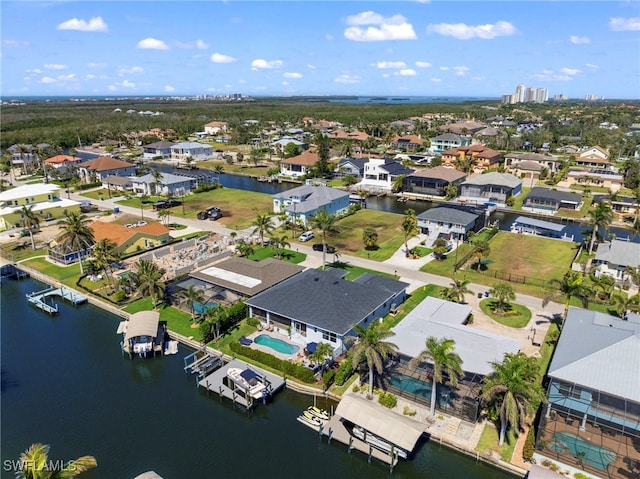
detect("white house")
(76, 156), (137, 183)
(358, 158), (414, 192)
(170, 142), (213, 160)
(129, 173), (198, 197)
(203, 121), (228, 135)
(143, 141), (174, 159)
(272, 185), (350, 227)
(593, 239), (640, 281)
(279, 151), (319, 178)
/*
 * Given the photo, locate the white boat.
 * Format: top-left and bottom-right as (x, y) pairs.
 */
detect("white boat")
(226, 367), (267, 399)
(297, 413), (322, 428)
(306, 406), (329, 420)
(352, 425), (408, 459)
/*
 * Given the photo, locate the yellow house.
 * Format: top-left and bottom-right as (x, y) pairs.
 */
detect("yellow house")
(90, 221), (171, 255)
(0, 183), (81, 231)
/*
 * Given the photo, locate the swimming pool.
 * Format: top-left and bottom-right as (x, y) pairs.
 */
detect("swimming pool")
(193, 302), (218, 315)
(553, 431), (617, 471)
(254, 334), (300, 355)
(389, 374), (453, 406)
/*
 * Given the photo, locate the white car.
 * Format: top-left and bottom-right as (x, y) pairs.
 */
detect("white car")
(298, 231), (315, 242)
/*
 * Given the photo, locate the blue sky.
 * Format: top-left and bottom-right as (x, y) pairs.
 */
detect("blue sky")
(1, 1), (639, 99)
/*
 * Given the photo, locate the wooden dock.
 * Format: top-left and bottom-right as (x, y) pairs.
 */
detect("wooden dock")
(197, 358), (286, 410)
(298, 414), (399, 470)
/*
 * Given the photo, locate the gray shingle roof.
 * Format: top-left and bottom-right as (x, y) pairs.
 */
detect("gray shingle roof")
(273, 185), (349, 215)
(408, 166), (466, 182)
(526, 187), (582, 204)
(548, 307), (640, 401)
(417, 206), (482, 225)
(594, 240), (640, 268)
(245, 268), (408, 335)
(462, 172), (521, 188)
(391, 297), (520, 376)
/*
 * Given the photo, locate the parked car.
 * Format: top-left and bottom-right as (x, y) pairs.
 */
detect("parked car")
(312, 243), (336, 253)
(153, 200), (181, 210)
(197, 206), (223, 220)
(298, 231), (315, 242)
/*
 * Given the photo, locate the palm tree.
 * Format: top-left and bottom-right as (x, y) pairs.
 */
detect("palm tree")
(362, 226), (378, 250)
(542, 271), (592, 320)
(490, 283), (516, 314)
(15, 442), (97, 479)
(234, 240), (254, 257)
(482, 352), (546, 446)
(151, 169), (164, 196)
(204, 303), (228, 340)
(179, 285), (206, 323)
(401, 208), (418, 256)
(56, 211), (95, 275)
(269, 234), (290, 260)
(92, 238), (119, 289)
(615, 294), (640, 319)
(587, 201), (614, 254)
(250, 209), (274, 246)
(20, 205), (40, 250)
(448, 278), (472, 303)
(345, 322), (398, 398)
(589, 272), (615, 301)
(472, 239), (491, 271)
(131, 259), (165, 308)
(309, 342), (334, 366)
(410, 337), (464, 417)
(157, 208), (170, 225)
(309, 209), (338, 270)
(433, 238), (449, 259)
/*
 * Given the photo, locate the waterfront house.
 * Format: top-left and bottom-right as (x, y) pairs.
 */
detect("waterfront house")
(593, 239), (640, 281)
(170, 142), (213, 160)
(271, 137), (308, 152)
(417, 204), (485, 242)
(76, 156), (137, 183)
(187, 257), (304, 303)
(387, 297), (520, 421)
(458, 172), (522, 204)
(142, 141), (175, 159)
(245, 268), (408, 358)
(90, 220), (171, 255)
(402, 166), (466, 197)
(504, 152), (561, 175)
(102, 175), (133, 192)
(272, 184), (350, 227)
(336, 157), (367, 178)
(43, 154), (83, 171)
(523, 187), (582, 214)
(129, 172), (197, 197)
(429, 133), (471, 153)
(0, 183), (80, 231)
(280, 150), (319, 178)
(441, 145), (502, 172)
(563, 169), (624, 192)
(534, 308), (640, 479)
(359, 158), (414, 192)
(121, 310), (165, 358)
(593, 194), (639, 218)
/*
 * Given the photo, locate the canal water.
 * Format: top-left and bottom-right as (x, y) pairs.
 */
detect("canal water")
(1, 277), (518, 479)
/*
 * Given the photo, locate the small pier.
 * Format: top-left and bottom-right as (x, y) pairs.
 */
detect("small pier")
(197, 358), (286, 410)
(184, 346), (224, 383)
(26, 286), (88, 315)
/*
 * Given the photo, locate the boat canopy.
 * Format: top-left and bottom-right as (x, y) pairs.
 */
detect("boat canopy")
(513, 216), (566, 232)
(124, 311), (160, 341)
(335, 394), (424, 452)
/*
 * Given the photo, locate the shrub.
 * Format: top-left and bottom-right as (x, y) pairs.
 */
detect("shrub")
(378, 391), (397, 409)
(246, 316), (260, 327)
(226, 302), (248, 326)
(352, 385), (360, 393)
(403, 406), (417, 416)
(199, 321), (214, 343)
(334, 358), (353, 386)
(112, 290), (127, 303)
(322, 369), (336, 388)
(505, 196), (516, 207)
(523, 427), (535, 462)
(229, 341), (316, 383)
(574, 474), (589, 479)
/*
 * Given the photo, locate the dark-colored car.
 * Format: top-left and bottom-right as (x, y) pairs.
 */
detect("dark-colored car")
(153, 200), (181, 210)
(197, 206), (223, 220)
(312, 243), (336, 253)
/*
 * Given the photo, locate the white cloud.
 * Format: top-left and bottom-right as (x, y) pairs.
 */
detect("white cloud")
(569, 35), (590, 44)
(26, 69), (42, 74)
(344, 11), (417, 42)
(560, 67), (581, 75)
(85, 74), (95, 80)
(415, 61), (431, 68)
(41, 77), (57, 84)
(57, 16), (108, 32)
(334, 74), (361, 84)
(453, 65), (469, 76)
(87, 62), (107, 69)
(176, 39), (210, 50)
(4, 39), (29, 47)
(251, 59), (283, 70)
(472, 76), (485, 81)
(609, 17), (640, 31)
(374, 61), (407, 69)
(430, 78), (442, 83)
(39, 73), (76, 84)
(118, 66), (144, 76)
(196, 40), (209, 50)
(283, 72), (302, 79)
(427, 20), (516, 40)
(325, 34), (334, 41)
(440, 66), (449, 71)
(210, 53), (237, 64)
(586, 63), (600, 69)
(137, 38), (169, 50)
(533, 72), (573, 81)
(282, 81), (289, 86)
(164, 85), (175, 92)
(45, 64), (67, 70)
(395, 69), (416, 76)
(307, 64), (317, 70)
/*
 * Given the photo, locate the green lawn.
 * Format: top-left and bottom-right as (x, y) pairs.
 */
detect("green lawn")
(479, 299), (532, 328)
(22, 257), (83, 285)
(510, 187), (531, 210)
(328, 209), (406, 261)
(475, 425), (517, 462)
(80, 188), (125, 200)
(383, 284), (446, 330)
(421, 243), (473, 277)
(327, 262), (398, 281)
(247, 247), (306, 264)
(123, 297), (202, 341)
(558, 195), (592, 219)
(211, 321), (257, 355)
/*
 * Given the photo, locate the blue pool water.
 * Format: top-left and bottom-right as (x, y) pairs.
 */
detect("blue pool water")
(193, 302), (218, 314)
(553, 432), (617, 471)
(389, 374), (452, 406)
(254, 334), (300, 355)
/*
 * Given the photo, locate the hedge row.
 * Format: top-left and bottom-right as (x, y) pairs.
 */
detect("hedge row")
(75, 182), (102, 191)
(229, 341), (316, 383)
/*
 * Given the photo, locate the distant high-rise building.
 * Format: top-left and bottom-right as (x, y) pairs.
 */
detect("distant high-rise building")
(502, 94), (518, 104)
(516, 83), (526, 103)
(554, 94), (568, 101)
(524, 87), (536, 102)
(535, 88), (548, 103)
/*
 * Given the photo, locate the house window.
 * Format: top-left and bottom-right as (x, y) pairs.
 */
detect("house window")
(322, 331), (336, 343)
(294, 322), (307, 336)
